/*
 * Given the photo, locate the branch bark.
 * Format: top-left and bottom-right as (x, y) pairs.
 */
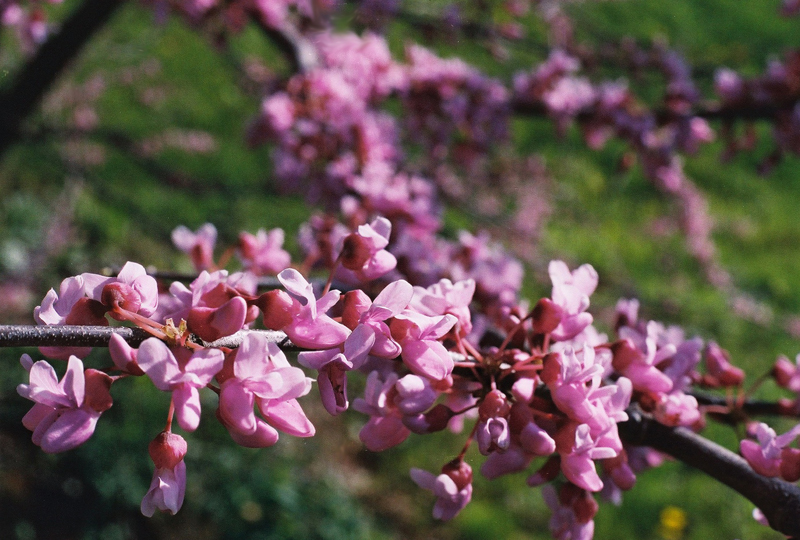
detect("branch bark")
(0, 0), (126, 159)
(619, 409), (800, 537)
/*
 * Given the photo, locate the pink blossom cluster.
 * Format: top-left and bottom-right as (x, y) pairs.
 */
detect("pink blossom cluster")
(513, 49), (713, 194)
(1, 0), (56, 55)
(714, 52), (800, 168)
(20, 238), (770, 537)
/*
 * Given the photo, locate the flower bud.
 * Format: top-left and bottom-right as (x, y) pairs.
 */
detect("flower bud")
(479, 389), (510, 420)
(101, 282), (142, 319)
(65, 297), (109, 326)
(340, 233), (372, 271)
(148, 431), (188, 470)
(256, 289), (295, 330)
(84, 369), (114, 412)
(441, 459), (472, 491)
(531, 298), (563, 334)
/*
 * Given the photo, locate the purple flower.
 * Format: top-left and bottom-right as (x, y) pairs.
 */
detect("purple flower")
(172, 223), (217, 271)
(335, 217), (397, 284)
(277, 269), (351, 349)
(391, 310), (457, 380)
(410, 278), (475, 336)
(82, 261), (159, 318)
(410, 460), (473, 521)
(136, 338), (225, 431)
(218, 333), (314, 446)
(18, 354), (113, 453)
(548, 260), (597, 341)
(238, 228), (291, 276)
(141, 431), (187, 517)
(298, 324), (375, 415)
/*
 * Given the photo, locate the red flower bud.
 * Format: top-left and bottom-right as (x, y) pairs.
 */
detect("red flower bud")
(441, 459), (472, 491)
(149, 431), (188, 470)
(531, 298), (563, 334)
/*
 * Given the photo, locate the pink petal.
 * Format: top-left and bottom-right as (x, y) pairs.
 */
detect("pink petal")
(219, 382), (256, 435)
(401, 340), (454, 381)
(261, 398), (315, 437)
(359, 415), (409, 451)
(184, 348), (225, 385)
(173, 385), (202, 432)
(228, 418), (279, 448)
(137, 339), (181, 391)
(39, 408), (99, 453)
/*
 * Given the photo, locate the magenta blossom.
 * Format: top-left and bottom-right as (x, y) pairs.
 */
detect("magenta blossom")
(218, 333), (314, 446)
(343, 279), (413, 358)
(353, 370), (410, 451)
(559, 423), (617, 492)
(277, 268), (351, 349)
(171, 223), (217, 271)
(136, 338), (225, 431)
(17, 354), (113, 453)
(298, 324), (375, 415)
(740, 422), (800, 478)
(238, 228), (291, 276)
(548, 260), (597, 341)
(391, 310), (457, 381)
(33, 275), (102, 359)
(410, 459), (473, 521)
(141, 431), (187, 517)
(335, 216), (397, 283)
(409, 278), (475, 336)
(82, 261), (159, 318)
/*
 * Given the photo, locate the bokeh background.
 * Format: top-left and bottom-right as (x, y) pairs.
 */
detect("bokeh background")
(2, 0), (800, 538)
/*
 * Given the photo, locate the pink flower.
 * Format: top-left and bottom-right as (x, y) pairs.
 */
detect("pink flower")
(542, 484), (597, 540)
(409, 278), (475, 336)
(277, 269), (351, 349)
(238, 228), (292, 276)
(410, 459), (473, 521)
(353, 371), (410, 451)
(335, 216), (397, 283)
(740, 422), (800, 478)
(171, 223), (217, 271)
(390, 310), (457, 380)
(81, 261), (159, 318)
(298, 324), (375, 415)
(136, 338), (225, 431)
(558, 423), (617, 492)
(17, 354), (113, 453)
(157, 270), (249, 342)
(774, 353), (800, 392)
(33, 275), (105, 359)
(342, 279), (413, 358)
(141, 431), (187, 517)
(548, 260), (597, 341)
(218, 333), (314, 446)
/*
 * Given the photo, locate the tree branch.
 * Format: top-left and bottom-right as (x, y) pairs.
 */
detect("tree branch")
(0, 0), (126, 159)
(619, 409), (800, 537)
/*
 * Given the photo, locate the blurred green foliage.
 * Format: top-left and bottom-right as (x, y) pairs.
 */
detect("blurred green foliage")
(1, 0), (799, 538)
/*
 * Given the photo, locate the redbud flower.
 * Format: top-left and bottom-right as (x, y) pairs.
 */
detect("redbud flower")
(559, 423), (617, 492)
(82, 261), (159, 318)
(136, 338), (225, 431)
(548, 260), (597, 341)
(335, 216), (397, 283)
(298, 325), (375, 415)
(391, 310), (457, 381)
(218, 333), (314, 446)
(237, 228), (291, 276)
(33, 275), (104, 359)
(542, 484), (597, 540)
(410, 459), (473, 521)
(277, 269), (351, 349)
(353, 371), (411, 451)
(141, 431), (187, 517)
(171, 223), (217, 271)
(409, 278), (475, 336)
(740, 422), (800, 478)
(18, 354), (113, 453)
